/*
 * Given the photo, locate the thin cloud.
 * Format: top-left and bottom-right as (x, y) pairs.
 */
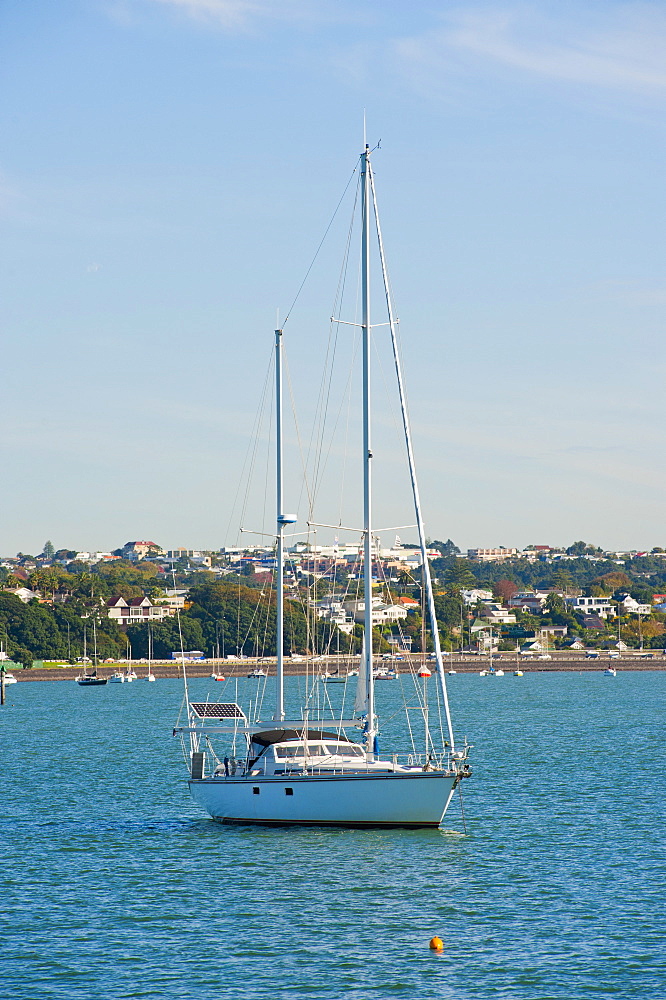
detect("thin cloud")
(396, 3), (666, 96)
(145, 0), (329, 30)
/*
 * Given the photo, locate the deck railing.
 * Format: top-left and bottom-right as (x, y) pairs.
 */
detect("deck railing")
(199, 749), (469, 779)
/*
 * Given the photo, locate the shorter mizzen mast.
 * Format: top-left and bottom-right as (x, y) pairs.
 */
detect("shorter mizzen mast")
(274, 326), (296, 723)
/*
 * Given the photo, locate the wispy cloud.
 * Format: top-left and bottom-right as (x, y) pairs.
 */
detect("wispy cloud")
(145, 0), (327, 30)
(395, 3), (666, 96)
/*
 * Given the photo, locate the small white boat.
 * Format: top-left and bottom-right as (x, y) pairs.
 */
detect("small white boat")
(108, 672), (126, 683)
(493, 668), (505, 677)
(513, 669), (523, 677)
(146, 628), (156, 681)
(604, 667), (617, 677)
(479, 669), (488, 677)
(247, 668), (267, 678)
(210, 673), (226, 682)
(447, 669), (457, 676)
(373, 666), (397, 680)
(125, 669), (137, 682)
(2, 672), (18, 685)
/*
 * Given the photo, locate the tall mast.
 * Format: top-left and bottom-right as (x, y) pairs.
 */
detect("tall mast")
(361, 144), (375, 756)
(274, 328), (285, 722)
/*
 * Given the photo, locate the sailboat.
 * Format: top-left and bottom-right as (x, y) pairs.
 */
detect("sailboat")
(146, 625), (156, 681)
(173, 145), (472, 827)
(76, 626), (107, 686)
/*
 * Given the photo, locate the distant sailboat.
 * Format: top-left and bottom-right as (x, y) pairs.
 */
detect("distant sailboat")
(146, 626), (156, 681)
(76, 627), (107, 686)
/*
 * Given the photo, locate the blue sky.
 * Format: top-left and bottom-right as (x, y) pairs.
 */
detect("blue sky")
(1, 0), (665, 555)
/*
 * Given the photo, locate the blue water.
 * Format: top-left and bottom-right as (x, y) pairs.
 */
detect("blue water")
(1, 672), (664, 1000)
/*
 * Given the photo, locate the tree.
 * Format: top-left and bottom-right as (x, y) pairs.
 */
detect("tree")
(545, 593), (565, 616)
(54, 549), (77, 561)
(444, 559), (476, 590)
(566, 541), (602, 556)
(42, 540), (55, 560)
(429, 539), (460, 557)
(593, 571), (631, 593)
(494, 579), (518, 602)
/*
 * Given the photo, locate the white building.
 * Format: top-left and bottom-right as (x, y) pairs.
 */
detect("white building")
(314, 596), (355, 634)
(467, 547), (519, 562)
(619, 596), (651, 615)
(8, 587), (40, 603)
(343, 597), (408, 625)
(106, 596), (175, 626)
(480, 603), (516, 624)
(567, 596), (615, 619)
(508, 592), (547, 613)
(461, 588), (493, 605)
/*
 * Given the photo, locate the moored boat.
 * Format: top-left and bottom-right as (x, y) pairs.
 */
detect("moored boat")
(173, 143), (472, 828)
(76, 672), (107, 686)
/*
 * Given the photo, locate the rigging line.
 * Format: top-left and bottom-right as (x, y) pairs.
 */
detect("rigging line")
(233, 352), (273, 658)
(283, 351), (313, 516)
(282, 162), (358, 327)
(260, 373), (275, 541)
(433, 670), (446, 753)
(370, 165), (456, 751)
(309, 331), (360, 520)
(308, 178), (360, 510)
(290, 176), (358, 522)
(228, 350), (274, 545)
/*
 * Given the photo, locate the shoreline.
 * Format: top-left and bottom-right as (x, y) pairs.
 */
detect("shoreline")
(6, 656), (666, 681)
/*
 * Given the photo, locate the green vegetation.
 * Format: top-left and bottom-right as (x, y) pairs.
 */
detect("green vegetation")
(2, 538), (666, 663)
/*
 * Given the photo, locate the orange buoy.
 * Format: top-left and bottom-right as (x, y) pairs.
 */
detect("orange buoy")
(429, 936), (444, 951)
(419, 667), (432, 678)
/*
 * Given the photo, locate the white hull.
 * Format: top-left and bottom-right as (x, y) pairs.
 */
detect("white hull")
(189, 770), (458, 828)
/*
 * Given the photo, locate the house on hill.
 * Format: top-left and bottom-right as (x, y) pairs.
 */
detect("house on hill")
(106, 596), (175, 626)
(120, 541), (164, 562)
(567, 596), (615, 619)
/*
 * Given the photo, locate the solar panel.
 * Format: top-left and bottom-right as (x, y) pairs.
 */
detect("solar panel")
(190, 702), (246, 720)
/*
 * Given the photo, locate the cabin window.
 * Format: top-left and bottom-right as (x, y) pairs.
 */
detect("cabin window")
(285, 787), (293, 796)
(326, 744), (364, 757)
(252, 787), (260, 795)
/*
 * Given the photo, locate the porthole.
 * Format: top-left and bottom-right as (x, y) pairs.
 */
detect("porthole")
(285, 787), (294, 796)
(253, 787), (260, 795)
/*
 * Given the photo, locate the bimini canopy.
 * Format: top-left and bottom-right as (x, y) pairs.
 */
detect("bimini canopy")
(251, 729), (353, 747)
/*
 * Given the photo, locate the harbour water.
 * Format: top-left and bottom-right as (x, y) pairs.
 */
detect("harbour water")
(1, 671), (664, 999)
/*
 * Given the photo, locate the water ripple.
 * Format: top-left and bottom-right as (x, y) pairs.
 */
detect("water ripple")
(0, 672), (664, 999)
